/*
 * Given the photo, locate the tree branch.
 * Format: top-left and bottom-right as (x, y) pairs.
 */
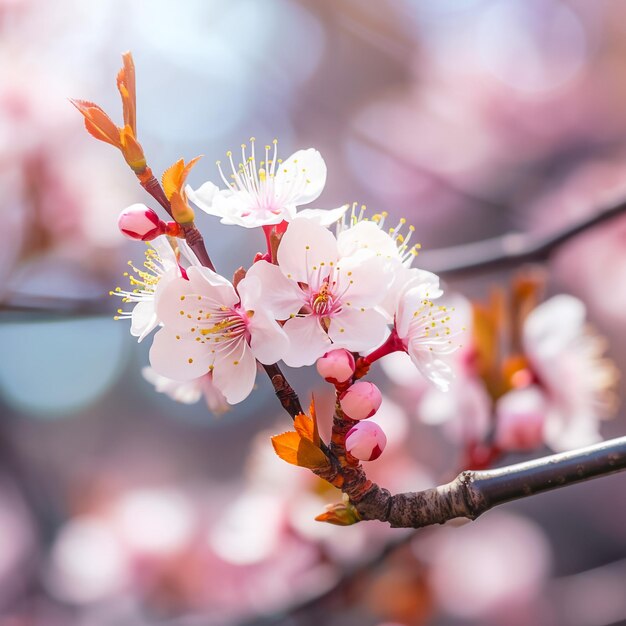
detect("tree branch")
(420, 199), (626, 275)
(261, 363), (304, 419)
(341, 435), (626, 528)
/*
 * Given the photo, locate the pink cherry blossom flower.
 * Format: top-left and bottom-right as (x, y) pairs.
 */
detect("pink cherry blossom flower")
(245, 218), (393, 367)
(186, 139), (347, 228)
(141, 367), (229, 415)
(523, 294), (618, 451)
(149, 266), (288, 404)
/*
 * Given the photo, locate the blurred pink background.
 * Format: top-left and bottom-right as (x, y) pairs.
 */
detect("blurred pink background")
(1, 1), (626, 625)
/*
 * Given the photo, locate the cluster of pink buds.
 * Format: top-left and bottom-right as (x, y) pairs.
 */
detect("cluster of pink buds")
(316, 349), (387, 461)
(118, 204), (181, 241)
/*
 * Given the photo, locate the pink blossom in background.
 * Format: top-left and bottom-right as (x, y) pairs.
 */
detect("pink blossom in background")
(417, 511), (551, 623)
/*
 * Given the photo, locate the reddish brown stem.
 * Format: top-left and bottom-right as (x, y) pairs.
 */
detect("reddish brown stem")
(139, 172), (172, 217)
(181, 225), (215, 272)
(138, 170), (215, 272)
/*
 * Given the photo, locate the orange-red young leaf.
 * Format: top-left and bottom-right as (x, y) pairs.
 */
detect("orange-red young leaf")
(162, 159), (185, 200)
(308, 395), (320, 446)
(70, 99), (121, 147)
(162, 157), (202, 201)
(271, 431), (329, 470)
(181, 155), (202, 186)
(117, 52), (137, 134)
(120, 125), (145, 171)
(170, 191), (195, 224)
(294, 413), (315, 442)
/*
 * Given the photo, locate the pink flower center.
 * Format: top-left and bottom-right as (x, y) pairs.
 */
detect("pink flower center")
(197, 305), (251, 344)
(309, 280), (342, 317)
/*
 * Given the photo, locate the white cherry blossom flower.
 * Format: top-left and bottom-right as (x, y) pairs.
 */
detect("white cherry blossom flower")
(111, 237), (182, 342)
(186, 139), (347, 229)
(245, 218), (393, 367)
(142, 367), (229, 415)
(336, 206), (423, 316)
(336, 206), (421, 269)
(523, 294), (618, 451)
(149, 266), (288, 404)
(394, 271), (457, 391)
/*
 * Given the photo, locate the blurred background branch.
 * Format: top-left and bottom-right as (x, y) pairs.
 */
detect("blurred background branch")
(4, 196), (626, 318)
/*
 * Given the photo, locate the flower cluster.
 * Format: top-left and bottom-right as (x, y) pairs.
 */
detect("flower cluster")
(114, 169), (456, 412)
(74, 52), (459, 473)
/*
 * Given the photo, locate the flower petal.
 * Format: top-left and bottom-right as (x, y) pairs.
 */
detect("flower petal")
(149, 236), (178, 270)
(212, 341), (257, 404)
(277, 218), (338, 285)
(281, 315), (332, 367)
(154, 275), (200, 330)
(149, 328), (214, 381)
(248, 308), (290, 364)
(213, 190), (287, 227)
(275, 149), (326, 206)
(523, 294), (585, 359)
(328, 307), (390, 352)
(335, 254), (393, 307)
(186, 181), (221, 217)
(131, 300), (158, 342)
(242, 261), (304, 319)
(142, 366), (203, 404)
(297, 205), (348, 226)
(186, 266), (239, 308)
(408, 346), (454, 392)
(337, 220), (398, 258)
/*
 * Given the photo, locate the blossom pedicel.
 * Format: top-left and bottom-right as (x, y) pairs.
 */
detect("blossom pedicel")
(345, 421), (387, 461)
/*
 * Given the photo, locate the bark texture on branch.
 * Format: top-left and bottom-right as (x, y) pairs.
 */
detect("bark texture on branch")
(261, 363), (304, 420)
(344, 435), (626, 528)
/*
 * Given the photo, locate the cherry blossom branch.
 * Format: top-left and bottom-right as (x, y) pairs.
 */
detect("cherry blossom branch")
(319, 430), (626, 528)
(261, 363), (304, 419)
(421, 199), (626, 275)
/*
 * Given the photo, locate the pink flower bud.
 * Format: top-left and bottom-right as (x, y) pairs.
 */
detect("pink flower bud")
(118, 204), (166, 241)
(345, 421), (387, 461)
(316, 349), (356, 384)
(495, 387), (546, 451)
(339, 381), (382, 420)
